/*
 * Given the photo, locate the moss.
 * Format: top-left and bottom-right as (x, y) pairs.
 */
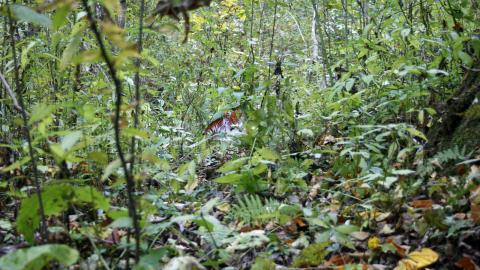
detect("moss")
(291, 242), (331, 268)
(451, 118), (480, 150)
(251, 257), (276, 270)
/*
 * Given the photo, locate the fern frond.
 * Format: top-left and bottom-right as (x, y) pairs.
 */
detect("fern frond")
(418, 146), (472, 176)
(230, 195), (280, 226)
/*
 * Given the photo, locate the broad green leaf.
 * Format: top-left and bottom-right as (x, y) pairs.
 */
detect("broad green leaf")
(257, 148), (279, 161)
(0, 244), (79, 270)
(61, 34), (82, 70)
(135, 247), (177, 270)
(17, 184), (109, 243)
(102, 159), (121, 180)
(28, 103), (55, 125)
(52, 4), (71, 30)
(61, 131), (82, 151)
(406, 127), (427, 141)
(335, 224), (359, 234)
(214, 173), (244, 184)
(123, 127), (150, 139)
(345, 78), (355, 91)
(458, 51), (473, 66)
(11, 5), (51, 28)
(217, 157), (248, 173)
(108, 217), (133, 228)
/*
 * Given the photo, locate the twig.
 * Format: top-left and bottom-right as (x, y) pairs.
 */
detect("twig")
(81, 0), (141, 262)
(6, 1), (47, 242)
(0, 72), (24, 113)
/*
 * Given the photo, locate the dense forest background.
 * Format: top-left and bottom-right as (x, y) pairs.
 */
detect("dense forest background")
(0, 0), (479, 269)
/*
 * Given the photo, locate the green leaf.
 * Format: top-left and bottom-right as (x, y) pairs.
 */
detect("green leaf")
(135, 247), (177, 270)
(60, 33), (82, 70)
(217, 157), (248, 173)
(28, 103), (55, 125)
(102, 159), (121, 180)
(1, 156), (30, 172)
(406, 127), (427, 141)
(108, 217), (133, 228)
(61, 131), (82, 151)
(10, 5), (51, 28)
(52, 4), (71, 30)
(335, 224), (359, 234)
(345, 78), (355, 91)
(17, 184), (109, 243)
(214, 173), (244, 184)
(0, 244), (78, 270)
(123, 127), (150, 139)
(257, 148), (279, 161)
(458, 51), (473, 66)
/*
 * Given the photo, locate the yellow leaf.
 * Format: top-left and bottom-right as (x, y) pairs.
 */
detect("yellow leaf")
(394, 259), (417, 270)
(408, 248), (439, 268)
(394, 248), (439, 270)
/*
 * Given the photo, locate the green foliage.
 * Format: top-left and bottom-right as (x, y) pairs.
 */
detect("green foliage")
(291, 242), (331, 268)
(9, 5), (51, 28)
(251, 257), (276, 270)
(0, 0), (479, 269)
(309, 213), (359, 249)
(229, 194), (281, 225)
(17, 184), (109, 243)
(213, 148), (279, 193)
(0, 244), (79, 270)
(418, 146), (471, 177)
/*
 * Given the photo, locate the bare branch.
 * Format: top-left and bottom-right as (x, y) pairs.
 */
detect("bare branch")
(0, 72), (24, 114)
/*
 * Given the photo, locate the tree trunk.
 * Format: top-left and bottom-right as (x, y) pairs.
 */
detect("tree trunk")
(426, 61), (480, 153)
(118, 0), (127, 28)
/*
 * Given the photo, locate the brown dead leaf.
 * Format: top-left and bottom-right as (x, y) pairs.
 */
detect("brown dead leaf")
(470, 204), (480, 223)
(386, 239), (407, 257)
(325, 254), (353, 266)
(411, 200), (433, 209)
(456, 164), (467, 175)
(455, 256), (478, 270)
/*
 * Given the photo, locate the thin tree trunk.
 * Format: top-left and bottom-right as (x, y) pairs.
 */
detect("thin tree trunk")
(118, 0), (127, 28)
(310, 0), (328, 87)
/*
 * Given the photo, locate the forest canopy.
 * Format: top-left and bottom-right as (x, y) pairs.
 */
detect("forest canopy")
(0, 0), (479, 269)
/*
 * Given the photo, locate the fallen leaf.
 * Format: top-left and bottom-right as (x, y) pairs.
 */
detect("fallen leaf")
(408, 248), (438, 268)
(455, 256), (478, 270)
(351, 231), (370, 241)
(386, 239), (407, 257)
(411, 200), (433, 209)
(375, 212), (391, 222)
(324, 254), (353, 266)
(469, 185), (480, 204)
(294, 217), (308, 229)
(380, 224), (395, 235)
(471, 204), (480, 223)
(394, 248), (438, 270)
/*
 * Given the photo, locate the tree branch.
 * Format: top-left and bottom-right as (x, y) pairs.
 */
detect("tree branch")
(81, 0), (141, 262)
(0, 72), (24, 113)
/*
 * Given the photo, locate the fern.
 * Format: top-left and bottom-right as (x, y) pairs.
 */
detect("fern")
(419, 146), (472, 176)
(229, 195), (281, 226)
